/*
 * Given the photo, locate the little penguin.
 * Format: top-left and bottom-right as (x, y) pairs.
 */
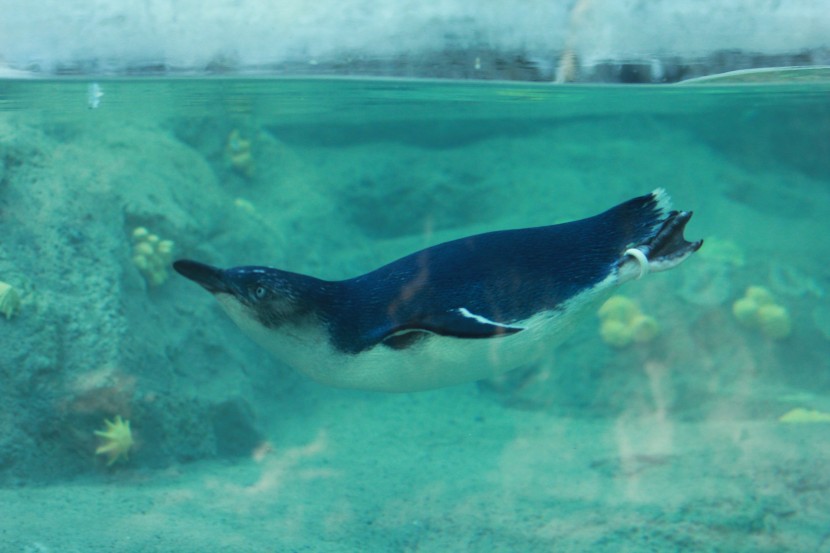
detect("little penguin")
(174, 189), (702, 392)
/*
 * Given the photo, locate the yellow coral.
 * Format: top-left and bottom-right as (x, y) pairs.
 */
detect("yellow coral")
(698, 236), (745, 268)
(0, 280), (21, 319)
(732, 297), (759, 327)
(597, 295), (639, 321)
(598, 295), (659, 348)
(630, 314), (659, 343)
(226, 129), (254, 177)
(732, 286), (791, 339)
(94, 415), (134, 466)
(131, 227), (174, 286)
(599, 319), (630, 348)
(746, 285), (774, 305)
(233, 197), (257, 214)
(757, 304), (791, 340)
(779, 408), (830, 423)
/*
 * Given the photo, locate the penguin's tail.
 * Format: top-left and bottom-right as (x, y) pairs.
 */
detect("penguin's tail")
(613, 188), (703, 282)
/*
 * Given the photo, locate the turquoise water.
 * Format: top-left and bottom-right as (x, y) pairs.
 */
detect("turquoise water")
(0, 77), (829, 551)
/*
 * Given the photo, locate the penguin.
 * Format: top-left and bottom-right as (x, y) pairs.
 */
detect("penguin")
(173, 189), (701, 392)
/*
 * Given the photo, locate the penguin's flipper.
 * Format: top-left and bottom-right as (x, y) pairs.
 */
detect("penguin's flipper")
(381, 307), (525, 350)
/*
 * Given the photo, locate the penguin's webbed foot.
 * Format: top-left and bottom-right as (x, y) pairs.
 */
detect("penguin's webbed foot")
(622, 210), (703, 280)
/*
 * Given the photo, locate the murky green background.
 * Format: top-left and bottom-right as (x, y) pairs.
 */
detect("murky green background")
(0, 78), (829, 551)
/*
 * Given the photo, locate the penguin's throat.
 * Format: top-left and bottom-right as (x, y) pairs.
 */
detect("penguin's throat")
(214, 292), (329, 360)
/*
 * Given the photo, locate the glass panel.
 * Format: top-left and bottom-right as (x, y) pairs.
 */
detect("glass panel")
(0, 76), (829, 551)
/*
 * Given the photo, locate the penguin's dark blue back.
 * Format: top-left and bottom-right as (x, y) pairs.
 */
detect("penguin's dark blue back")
(328, 191), (669, 353)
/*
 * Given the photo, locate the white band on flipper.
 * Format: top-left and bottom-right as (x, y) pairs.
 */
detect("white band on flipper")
(624, 248), (650, 280)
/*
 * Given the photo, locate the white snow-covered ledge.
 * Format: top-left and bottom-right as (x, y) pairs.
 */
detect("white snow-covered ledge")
(0, 0), (828, 82)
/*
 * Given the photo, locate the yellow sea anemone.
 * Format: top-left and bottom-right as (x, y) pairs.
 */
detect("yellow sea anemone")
(0, 280), (21, 319)
(94, 415), (134, 466)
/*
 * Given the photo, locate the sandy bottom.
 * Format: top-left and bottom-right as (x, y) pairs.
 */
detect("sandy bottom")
(3, 380), (830, 552)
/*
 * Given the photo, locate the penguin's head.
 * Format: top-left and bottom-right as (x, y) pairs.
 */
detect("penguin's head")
(173, 259), (319, 329)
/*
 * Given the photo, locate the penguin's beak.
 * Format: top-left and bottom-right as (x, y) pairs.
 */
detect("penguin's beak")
(173, 260), (230, 294)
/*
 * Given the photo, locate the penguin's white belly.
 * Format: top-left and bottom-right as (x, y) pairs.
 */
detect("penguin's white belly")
(218, 282), (614, 392)
(335, 311), (569, 392)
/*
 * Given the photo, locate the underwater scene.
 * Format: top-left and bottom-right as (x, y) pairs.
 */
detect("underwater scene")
(0, 77), (829, 551)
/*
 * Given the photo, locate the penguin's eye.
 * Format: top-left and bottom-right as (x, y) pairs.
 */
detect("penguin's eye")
(254, 286), (267, 299)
